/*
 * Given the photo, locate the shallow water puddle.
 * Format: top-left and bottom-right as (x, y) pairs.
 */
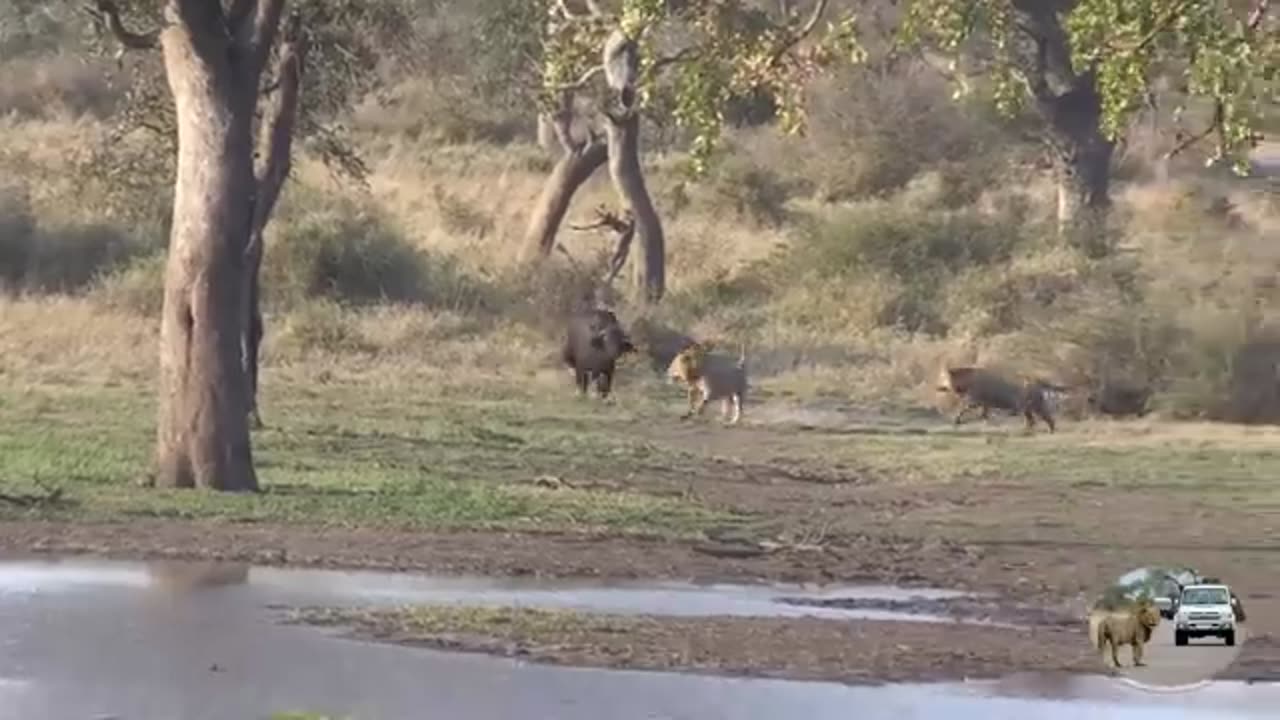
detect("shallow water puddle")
(1, 557), (1277, 719)
(0, 556), (980, 623)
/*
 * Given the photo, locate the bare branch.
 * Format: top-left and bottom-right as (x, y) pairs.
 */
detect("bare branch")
(1164, 101), (1229, 160)
(1248, 0), (1271, 29)
(554, 243), (582, 271)
(768, 0), (830, 67)
(250, 10), (306, 241)
(548, 64), (605, 91)
(87, 0), (159, 50)
(550, 90), (581, 154)
(249, 0), (287, 79)
(643, 46), (700, 82)
(555, 0), (607, 20)
(602, 209), (635, 285)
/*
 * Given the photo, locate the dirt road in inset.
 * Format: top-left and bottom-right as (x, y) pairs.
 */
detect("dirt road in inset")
(1107, 621), (1246, 687)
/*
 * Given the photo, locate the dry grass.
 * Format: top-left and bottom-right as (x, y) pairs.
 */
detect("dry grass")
(2, 37), (1279, 424)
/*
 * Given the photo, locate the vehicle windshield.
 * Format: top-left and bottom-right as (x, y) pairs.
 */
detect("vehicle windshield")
(1182, 587), (1230, 605)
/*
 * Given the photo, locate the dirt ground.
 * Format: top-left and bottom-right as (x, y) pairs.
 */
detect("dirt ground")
(288, 605), (1102, 686)
(4, 413), (1280, 685)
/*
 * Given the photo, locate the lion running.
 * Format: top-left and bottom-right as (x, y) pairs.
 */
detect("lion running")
(937, 365), (1068, 433)
(1089, 598), (1162, 668)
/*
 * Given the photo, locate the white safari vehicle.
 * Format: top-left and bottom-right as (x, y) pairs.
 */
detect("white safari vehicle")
(1174, 583), (1238, 647)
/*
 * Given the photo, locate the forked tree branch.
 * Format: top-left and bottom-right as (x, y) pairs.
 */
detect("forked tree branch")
(1165, 102), (1223, 160)
(1248, 0), (1271, 28)
(248, 0), (288, 80)
(568, 205), (635, 285)
(250, 10), (307, 242)
(768, 0), (830, 67)
(548, 64), (605, 91)
(87, 0), (159, 50)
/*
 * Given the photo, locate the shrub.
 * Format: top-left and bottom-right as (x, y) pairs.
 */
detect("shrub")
(265, 195), (430, 306)
(765, 199), (1031, 334)
(92, 252), (166, 316)
(2, 182), (146, 294)
(783, 61), (1027, 201)
(276, 299), (372, 355)
(0, 185), (37, 292)
(697, 144), (795, 227)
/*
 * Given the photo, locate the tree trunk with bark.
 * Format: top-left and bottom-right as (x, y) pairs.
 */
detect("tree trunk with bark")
(522, 91), (607, 261)
(243, 13), (306, 430)
(1015, 1), (1116, 256)
(601, 29), (664, 303)
(1045, 83), (1115, 256)
(153, 2), (265, 491)
(604, 109), (664, 302)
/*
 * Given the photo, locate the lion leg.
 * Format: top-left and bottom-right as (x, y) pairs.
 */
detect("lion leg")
(681, 386), (704, 420)
(1132, 639), (1145, 666)
(1111, 638), (1123, 668)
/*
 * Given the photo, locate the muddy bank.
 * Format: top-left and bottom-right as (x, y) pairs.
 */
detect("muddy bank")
(0, 518), (1024, 592)
(289, 605), (1102, 686)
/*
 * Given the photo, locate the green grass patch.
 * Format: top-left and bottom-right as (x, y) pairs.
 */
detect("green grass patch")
(0, 381), (735, 537)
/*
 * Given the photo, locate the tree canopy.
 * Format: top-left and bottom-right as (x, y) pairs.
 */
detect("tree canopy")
(540, 0), (867, 175)
(84, 0), (416, 182)
(898, 0), (1277, 175)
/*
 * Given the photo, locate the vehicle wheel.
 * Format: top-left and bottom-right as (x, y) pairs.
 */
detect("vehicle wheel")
(1224, 630), (1236, 647)
(1175, 630), (1188, 646)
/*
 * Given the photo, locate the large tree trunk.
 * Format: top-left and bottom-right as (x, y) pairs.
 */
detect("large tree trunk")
(152, 0), (278, 491)
(522, 139), (607, 259)
(604, 109), (664, 303)
(1043, 84), (1115, 256)
(1015, 1), (1116, 256)
(522, 91), (608, 261)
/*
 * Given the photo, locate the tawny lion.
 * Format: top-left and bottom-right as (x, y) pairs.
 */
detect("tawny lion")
(667, 341), (748, 425)
(1089, 598), (1161, 668)
(937, 365), (1068, 433)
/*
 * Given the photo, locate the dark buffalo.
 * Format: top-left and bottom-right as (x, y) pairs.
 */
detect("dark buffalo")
(561, 308), (636, 399)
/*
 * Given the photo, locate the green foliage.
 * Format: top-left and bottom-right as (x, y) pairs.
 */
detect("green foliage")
(81, 0), (416, 182)
(898, 1), (1277, 175)
(540, 0), (867, 175)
